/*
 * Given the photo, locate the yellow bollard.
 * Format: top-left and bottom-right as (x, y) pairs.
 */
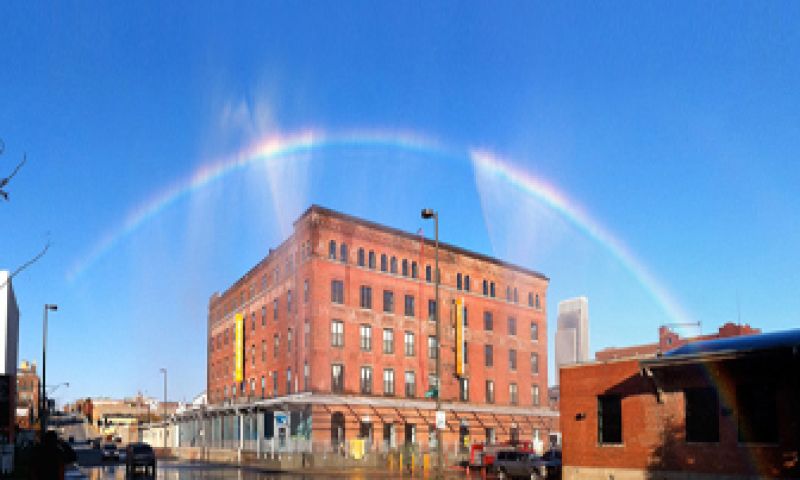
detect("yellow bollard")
(423, 453), (430, 474)
(399, 453), (403, 471)
(388, 453), (393, 470)
(411, 453), (416, 473)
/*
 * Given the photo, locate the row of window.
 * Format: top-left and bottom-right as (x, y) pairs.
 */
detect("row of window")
(219, 363), (311, 401)
(328, 240), (543, 307)
(331, 364), (541, 405)
(597, 384), (779, 445)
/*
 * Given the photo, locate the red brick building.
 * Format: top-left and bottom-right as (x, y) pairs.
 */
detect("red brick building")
(205, 205), (557, 455)
(595, 322), (760, 361)
(561, 328), (800, 480)
(15, 360), (39, 429)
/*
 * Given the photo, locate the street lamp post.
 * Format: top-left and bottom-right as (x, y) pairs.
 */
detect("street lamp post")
(40, 304), (57, 435)
(160, 368), (167, 448)
(421, 208), (442, 477)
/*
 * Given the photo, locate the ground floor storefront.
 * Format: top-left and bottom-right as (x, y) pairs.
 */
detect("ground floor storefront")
(171, 393), (559, 461)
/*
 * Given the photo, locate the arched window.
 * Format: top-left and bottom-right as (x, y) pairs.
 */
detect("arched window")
(464, 275), (470, 292)
(358, 248), (365, 267)
(528, 293), (534, 307)
(506, 286), (512, 302)
(425, 265), (432, 282)
(482, 280), (488, 296)
(535, 294), (540, 309)
(380, 254), (388, 272)
(368, 251), (376, 269)
(390, 256), (398, 274)
(457, 273), (463, 290)
(513, 288), (518, 303)
(340, 243), (348, 263)
(402, 259), (409, 276)
(411, 261), (418, 279)
(329, 240), (337, 260)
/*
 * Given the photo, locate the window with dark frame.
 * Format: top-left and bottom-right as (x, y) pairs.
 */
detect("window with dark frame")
(685, 387), (719, 443)
(360, 366), (373, 394)
(383, 290), (394, 313)
(360, 285), (372, 309)
(331, 280), (344, 304)
(484, 311), (493, 331)
(404, 295), (415, 317)
(598, 395), (622, 444)
(484, 344), (493, 367)
(331, 364), (344, 393)
(357, 248), (365, 266)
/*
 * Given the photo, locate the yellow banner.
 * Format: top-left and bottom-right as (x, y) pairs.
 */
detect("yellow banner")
(455, 298), (464, 377)
(234, 313), (244, 383)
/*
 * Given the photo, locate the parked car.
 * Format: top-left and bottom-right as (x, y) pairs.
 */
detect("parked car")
(494, 450), (544, 479)
(125, 443), (156, 475)
(101, 443), (119, 461)
(540, 449), (562, 479)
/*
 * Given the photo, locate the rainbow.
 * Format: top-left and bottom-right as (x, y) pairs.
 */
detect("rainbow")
(65, 129), (693, 326)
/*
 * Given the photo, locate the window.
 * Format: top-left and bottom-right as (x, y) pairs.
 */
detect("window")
(287, 290), (292, 313)
(390, 256), (398, 274)
(464, 275), (470, 291)
(404, 331), (415, 356)
(457, 273), (463, 290)
(530, 322), (539, 341)
(405, 371), (416, 398)
(287, 328), (293, 353)
(303, 280), (309, 303)
(383, 369), (395, 395)
(273, 298), (279, 320)
(411, 261), (418, 278)
(428, 336), (438, 359)
(509, 383), (518, 405)
(360, 366), (373, 394)
(482, 280), (488, 296)
(531, 352), (539, 374)
(484, 345), (493, 367)
(532, 385), (540, 406)
(273, 334), (280, 358)
(513, 288), (518, 303)
(404, 295), (415, 317)
(251, 312), (256, 331)
(251, 344), (255, 366)
(598, 395), (622, 444)
(340, 243), (348, 263)
(508, 317), (517, 336)
(425, 265), (432, 282)
(303, 362), (310, 391)
(261, 306), (267, 326)
(383, 290), (394, 313)
(329, 240), (337, 259)
(331, 280), (344, 304)
(380, 254), (388, 272)
(459, 378), (469, 401)
(528, 292), (534, 307)
(428, 299), (436, 320)
(490, 282), (496, 298)
(261, 376), (266, 397)
(360, 285), (372, 309)
(383, 328), (394, 354)
(331, 320), (344, 347)
(360, 324), (372, 351)
(484, 311), (493, 331)
(331, 364), (344, 393)
(685, 388), (719, 442)
(286, 368), (292, 394)
(485, 380), (495, 403)
(506, 287), (512, 302)
(535, 294), (540, 309)
(261, 340), (266, 361)
(737, 383), (777, 443)
(357, 248), (365, 267)
(368, 250), (376, 269)
(272, 371), (279, 396)
(509, 349), (517, 370)
(464, 341), (469, 364)
(399, 259), (407, 276)
(463, 306), (468, 326)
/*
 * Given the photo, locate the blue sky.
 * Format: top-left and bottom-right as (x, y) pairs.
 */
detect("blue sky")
(1, 2), (799, 403)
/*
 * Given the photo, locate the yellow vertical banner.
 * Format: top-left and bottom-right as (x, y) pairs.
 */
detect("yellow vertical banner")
(235, 313), (244, 383)
(455, 297), (464, 377)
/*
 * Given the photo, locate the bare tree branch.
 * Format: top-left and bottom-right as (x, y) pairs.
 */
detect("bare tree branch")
(0, 153), (27, 201)
(0, 240), (50, 290)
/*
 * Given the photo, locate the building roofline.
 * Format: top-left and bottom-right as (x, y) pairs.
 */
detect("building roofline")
(299, 204), (549, 281)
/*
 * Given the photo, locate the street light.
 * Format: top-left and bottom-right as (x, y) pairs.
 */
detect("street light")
(160, 368), (167, 448)
(40, 303), (57, 434)
(421, 208), (442, 477)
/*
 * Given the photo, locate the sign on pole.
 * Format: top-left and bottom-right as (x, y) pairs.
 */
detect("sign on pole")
(436, 410), (446, 430)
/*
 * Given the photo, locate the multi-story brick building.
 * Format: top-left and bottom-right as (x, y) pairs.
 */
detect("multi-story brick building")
(15, 360), (39, 429)
(204, 205), (557, 455)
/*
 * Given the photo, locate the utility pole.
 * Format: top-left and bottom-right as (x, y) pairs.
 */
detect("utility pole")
(40, 304), (57, 435)
(421, 208), (442, 477)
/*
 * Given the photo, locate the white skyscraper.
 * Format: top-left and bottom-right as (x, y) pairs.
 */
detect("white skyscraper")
(555, 297), (589, 383)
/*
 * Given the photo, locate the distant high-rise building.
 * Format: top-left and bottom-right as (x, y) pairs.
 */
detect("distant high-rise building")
(555, 297), (589, 383)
